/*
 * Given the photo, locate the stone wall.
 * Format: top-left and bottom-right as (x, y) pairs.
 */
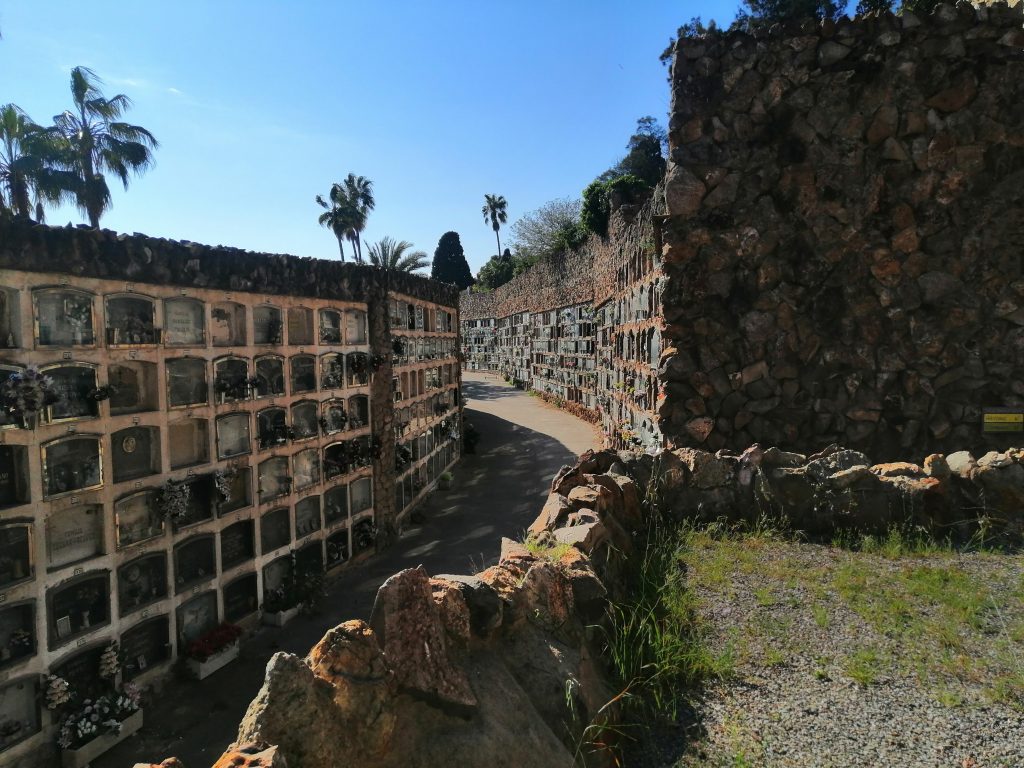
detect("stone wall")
(659, 3), (1024, 459)
(459, 201), (665, 444)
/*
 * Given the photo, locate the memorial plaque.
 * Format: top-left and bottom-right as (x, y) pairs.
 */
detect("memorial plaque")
(211, 302), (245, 347)
(164, 299), (205, 345)
(257, 408), (287, 449)
(253, 306), (282, 345)
(174, 475), (215, 529)
(117, 554), (168, 613)
(48, 573), (109, 647)
(351, 477), (372, 514)
(176, 591), (217, 645)
(255, 357), (285, 397)
(115, 491), (164, 548)
(0, 447), (29, 507)
(45, 506), (103, 570)
(52, 644), (107, 698)
(216, 413), (251, 459)
(295, 542), (323, 574)
(0, 526), (32, 589)
(35, 289), (95, 346)
(290, 355), (316, 393)
(220, 520), (254, 569)
(321, 400), (347, 434)
(347, 310), (367, 344)
(293, 449), (320, 491)
(174, 536), (215, 592)
(319, 309), (342, 344)
(324, 484), (348, 527)
(349, 395), (369, 428)
(326, 528), (349, 567)
(106, 296), (158, 345)
(291, 401), (319, 440)
(0, 677), (40, 751)
(258, 456), (290, 503)
(0, 603), (35, 667)
(166, 358), (208, 407)
(169, 419), (209, 469)
(214, 358), (249, 402)
(121, 616), (170, 679)
(287, 307), (313, 346)
(294, 495), (321, 538)
(262, 556), (291, 595)
(223, 573), (257, 621)
(112, 426), (160, 482)
(260, 507), (290, 553)
(218, 467), (252, 515)
(109, 361), (159, 415)
(320, 353), (344, 390)
(0, 289), (17, 349)
(43, 365), (98, 422)
(42, 437), (101, 497)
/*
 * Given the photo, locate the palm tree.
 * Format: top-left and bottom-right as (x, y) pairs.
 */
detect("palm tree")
(315, 183), (357, 261)
(52, 66), (158, 228)
(343, 173), (375, 264)
(0, 104), (71, 222)
(482, 193), (508, 259)
(366, 237), (430, 273)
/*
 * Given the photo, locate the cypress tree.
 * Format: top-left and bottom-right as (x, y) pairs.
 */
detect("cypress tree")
(430, 231), (474, 289)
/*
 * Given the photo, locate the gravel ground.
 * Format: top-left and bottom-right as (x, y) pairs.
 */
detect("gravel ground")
(661, 537), (1024, 768)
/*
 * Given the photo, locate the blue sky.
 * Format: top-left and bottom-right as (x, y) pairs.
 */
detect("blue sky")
(1, 1), (736, 274)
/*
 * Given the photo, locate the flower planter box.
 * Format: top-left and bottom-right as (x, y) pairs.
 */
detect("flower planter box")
(185, 641), (239, 680)
(61, 709), (143, 768)
(262, 605), (301, 627)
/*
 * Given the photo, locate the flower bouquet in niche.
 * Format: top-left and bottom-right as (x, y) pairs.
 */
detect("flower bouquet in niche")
(1, 366), (60, 428)
(56, 686), (140, 750)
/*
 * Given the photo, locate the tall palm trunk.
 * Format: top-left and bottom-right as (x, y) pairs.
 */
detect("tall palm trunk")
(335, 235), (346, 261)
(494, 229), (502, 260)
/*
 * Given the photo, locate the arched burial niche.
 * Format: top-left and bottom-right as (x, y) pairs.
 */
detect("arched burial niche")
(41, 435), (102, 498)
(211, 301), (246, 347)
(253, 304), (283, 345)
(33, 287), (95, 347)
(163, 297), (205, 346)
(105, 293), (159, 345)
(165, 357), (208, 409)
(287, 306), (314, 346)
(39, 362), (99, 423)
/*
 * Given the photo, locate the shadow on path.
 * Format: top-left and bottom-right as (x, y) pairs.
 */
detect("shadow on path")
(98, 375), (598, 768)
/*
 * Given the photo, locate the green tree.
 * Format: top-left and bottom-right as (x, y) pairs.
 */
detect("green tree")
(474, 248), (516, 292)
(52, 66), (158, 228)
(315, 183), (357, 261)
(734, 0), (841, 29)
(0, 104), (69, 220)
(343, 173), (374, 264)
(615, 116), (667, 188)
(481, 193), (508, 260)
(366, 236), (430, 274)
(430, 231), (474, 289)
(580, 174), (649, 238)
(509, 197), (583, 262)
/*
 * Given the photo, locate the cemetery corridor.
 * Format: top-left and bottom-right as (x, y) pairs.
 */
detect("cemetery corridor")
(97, 370), (600, 768)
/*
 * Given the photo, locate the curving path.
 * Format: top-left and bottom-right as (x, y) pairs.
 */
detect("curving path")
(99, 371), (600, 768)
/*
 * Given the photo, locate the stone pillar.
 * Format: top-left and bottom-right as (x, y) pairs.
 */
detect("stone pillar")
(367, 274), (397, 551)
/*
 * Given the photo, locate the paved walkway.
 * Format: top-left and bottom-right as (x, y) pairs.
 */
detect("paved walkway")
(100, 372), (599, 767)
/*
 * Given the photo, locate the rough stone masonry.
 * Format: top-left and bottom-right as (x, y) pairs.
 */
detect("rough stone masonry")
(659, 2), (1024, 459)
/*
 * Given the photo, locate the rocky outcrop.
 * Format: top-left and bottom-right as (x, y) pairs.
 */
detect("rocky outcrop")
(661, 3), (1024, 459)
(144, 440), (1023, 768)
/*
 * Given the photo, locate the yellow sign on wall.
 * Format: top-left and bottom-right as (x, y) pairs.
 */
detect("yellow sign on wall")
(983, 411), (1024, 432)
